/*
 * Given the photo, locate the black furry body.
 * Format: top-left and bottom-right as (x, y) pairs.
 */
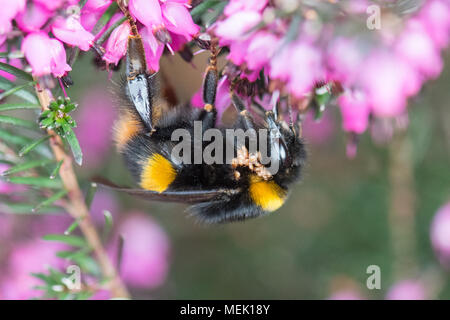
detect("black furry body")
(118, 93), (306, 223)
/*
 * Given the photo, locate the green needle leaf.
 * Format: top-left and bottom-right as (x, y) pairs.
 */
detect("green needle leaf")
(50, 159), (64, 179)
(56, 247), (91, 260)
(33, 190), (68, 212)
(0, 77), (37, 103)
(7, 176), (63, 189)
(0, 81), (36, 100)
(0, 62), (33, 81)
(62, 123), (83, 166)
(85, 182), (98, 209)
(0, 202), (62, 214)
(0, 103), (40, 112)
(64, 219), (81, 235)
(43, 234), (88, 248)
(0, 115), (37, 129)
(191, 0), (221, 19)
(92, 2), (119, 36)
(1, 159), (54, 176)
(18, 135), (51, 157)
(0, 129), (31, 146)
(102, 210), (113, 243)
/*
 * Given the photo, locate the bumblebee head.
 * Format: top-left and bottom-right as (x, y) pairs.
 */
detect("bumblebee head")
(264, 110), (306, 187)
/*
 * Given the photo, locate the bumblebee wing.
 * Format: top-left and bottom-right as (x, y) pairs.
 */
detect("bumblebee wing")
(93, 177), (240, 204)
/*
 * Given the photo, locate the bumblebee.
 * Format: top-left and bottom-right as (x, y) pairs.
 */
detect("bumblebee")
(99, 5), (306, 223)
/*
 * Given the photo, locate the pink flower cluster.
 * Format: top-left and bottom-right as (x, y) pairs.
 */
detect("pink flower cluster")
(214, 0), (450, 136)
(82, 0), (199, 71)
(0, 0), (199, 79)
(0, 0), (89, 78)
(0, 206), (170, 299)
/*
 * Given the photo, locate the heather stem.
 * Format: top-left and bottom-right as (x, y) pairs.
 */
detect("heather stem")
(33, 81), (130, 299)
(388, 132), (417, 279)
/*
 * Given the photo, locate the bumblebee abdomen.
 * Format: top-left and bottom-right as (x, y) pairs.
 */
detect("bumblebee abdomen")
(248, 175), (287, 212)
(140, 153), (177, 193)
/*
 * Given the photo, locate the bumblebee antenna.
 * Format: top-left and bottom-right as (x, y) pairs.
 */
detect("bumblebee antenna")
(287, 95), (295, 132)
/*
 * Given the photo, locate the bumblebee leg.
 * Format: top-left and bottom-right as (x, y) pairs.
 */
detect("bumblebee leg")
(117, 1), (156, 132)
(231, 92), (255, 131)
(197, 42), (219, 130)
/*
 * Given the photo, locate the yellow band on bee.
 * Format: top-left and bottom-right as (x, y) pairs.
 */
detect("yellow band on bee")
(140, 153), (176, 193)
(249, 175), (286, 212)
(113, 111), (141, 149)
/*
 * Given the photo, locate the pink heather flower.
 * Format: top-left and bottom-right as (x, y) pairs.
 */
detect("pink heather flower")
(215, 11), (262, 43)
(361, 52), (420, 117)
(396, 20), (443, 80)
(227, 39), (252, 65)
(33, 0), (78, 11)
(81, 0), (112, 32)
(15, 2), (51, 33)
(103, 21), (131, 65)
(431, 202), (450, 269)
(245, 31), (279, 71)
(21, 32), (52, 76)
(1, 240), (66, 300)
(141, 26), (164, 72)
(386, 280), (426, 300)
(48, 39), (72, 77)
(83, 0), (112, 13)
(288, 42), (324, 98)
(269, 43), (294, 82)
(271, 41), (324, 97)
(418, 0), (450, 49)
(338, 90), (371, 134)
(168, 32), (188, 52)
(52, 16), (95, 51)
(161, 1), (200, 40)
(75, 89), (117, 167)
(22, 33), (71, 78)
(129, 0), (164, 29)
(113, 213), (170, 288)
(327, 38), (363, 86)
(81, 10), (103, 32)
(0, 0), (26, 34)
(224, 0), (268, 16)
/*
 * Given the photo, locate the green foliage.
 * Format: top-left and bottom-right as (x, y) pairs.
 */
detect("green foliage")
(313, 84), (332, 120)
(0, 60), (104, 299)
(38, 97), (83, 165)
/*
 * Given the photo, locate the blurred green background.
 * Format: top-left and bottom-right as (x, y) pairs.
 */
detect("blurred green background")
(67, 49), (450, 299)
